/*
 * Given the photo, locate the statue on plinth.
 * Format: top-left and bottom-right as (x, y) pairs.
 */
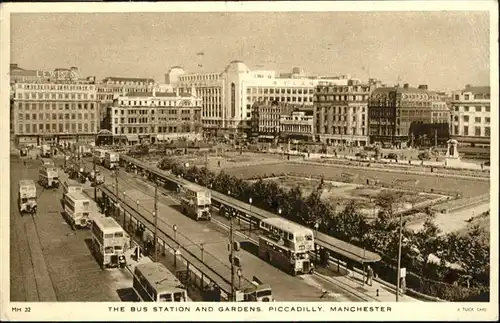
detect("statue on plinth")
(445, 139), (461, 167)
(446, 139), (459, 159)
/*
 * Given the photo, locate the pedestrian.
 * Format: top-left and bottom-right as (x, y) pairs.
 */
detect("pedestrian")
(366, 265), (374, 286)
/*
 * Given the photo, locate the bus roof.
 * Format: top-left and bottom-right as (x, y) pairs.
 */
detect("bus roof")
(183, 183), (207, 193)
(92, 216), (123, 231)
(19, 179), (36, 187)
(261, 217), (313, 235)
(66, 191), (90, 201)
(135, 262), (186, 293)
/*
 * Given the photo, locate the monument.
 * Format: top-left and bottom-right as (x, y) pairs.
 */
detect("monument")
(445, 139), (461, 167)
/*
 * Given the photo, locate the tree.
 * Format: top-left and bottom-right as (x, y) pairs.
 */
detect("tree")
(334, 201), (367, 244)
(411, 218), (446, 284)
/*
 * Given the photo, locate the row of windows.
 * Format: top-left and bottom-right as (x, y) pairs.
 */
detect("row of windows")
(315, 95), (369, 102)
(105, 80), (153, 86)
(281, 125), (313, 132)
(316, 86), (371, 94)
(15, 92), (95, 100)
(452, 106), (490, 113)
(452, 116), (491, 123)
(318, 127), (366, 136)
(113, 108), (197, 115)
(247, 96), (313, 103)
(18, 122), (96, 134)
(18, 112), (95, 121)
(17, 84), (95, 91)
(16, 102), (96, 111)
(317, 115), (366, 123)
(246, 87), (315, 95)
(118, 100), (198, 107)
(113, 124), (196, 135)
(316, 106), (367, 114)
(453, 93), (490, 101)
(179, 74), (220, 82)
(452, 125), (491, 137)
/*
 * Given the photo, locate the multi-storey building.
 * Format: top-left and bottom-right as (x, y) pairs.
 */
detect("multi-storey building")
(368, 84), (449, 148)
(11, 82), (99, 146)
(314, 80), (375, 146)
(250, 100), (301, 140)
(280, 111), (315, 141)
(96, 77), (156, 128)
(166, 61), (350, 135)
(10, 64), (81, 84)
(108, 89), (202, 144)
(450, 85), (491, 146)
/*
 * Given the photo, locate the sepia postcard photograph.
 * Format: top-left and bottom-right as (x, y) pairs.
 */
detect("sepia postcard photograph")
(0, 1), (498, 321)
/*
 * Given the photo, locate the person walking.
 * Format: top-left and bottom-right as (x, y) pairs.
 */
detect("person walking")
(366, 265), (374, 286)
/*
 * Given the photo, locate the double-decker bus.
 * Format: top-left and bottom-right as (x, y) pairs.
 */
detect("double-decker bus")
(258, 217), (315, 276)
(63, 191), (91, 230)
(91, 216), (128, 268)
(40, 158), (55, 168)
(180, 183), (211, 221)
(39, 165), (59, 189)
(18, 179), (37, 215)
(133, 262), (191, 302)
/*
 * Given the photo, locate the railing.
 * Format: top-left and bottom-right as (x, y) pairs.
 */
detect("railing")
(98, 184), (252, 301)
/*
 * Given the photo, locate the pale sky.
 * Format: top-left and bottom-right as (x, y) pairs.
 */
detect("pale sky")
(10, 11), (490, 92)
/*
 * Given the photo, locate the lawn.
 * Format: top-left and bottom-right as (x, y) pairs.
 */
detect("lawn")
(251, 176), (442, 218)
(226, 162), (490, 199)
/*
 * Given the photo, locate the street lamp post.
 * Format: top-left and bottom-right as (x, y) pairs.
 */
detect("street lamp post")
(237, 268), (242, 289)
(123, 191), (127, 228)
(396, 212), (404, 302)
(248, 197), (253, 235)
(173, 224), (178, 246)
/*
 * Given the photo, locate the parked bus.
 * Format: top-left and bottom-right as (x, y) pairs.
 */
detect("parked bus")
(39, 165), (59, 189)
(180, 183), (211, 221)
(93, 148), (106, 165)
(258, 217), (315, 276)
(91, 216), (128, 268)
(133, 262), (191, 302)
(62, 181), (83, 200)
(18, 179), (37, 215)
(63, 191), (91, 230)
(41, 144), (52, 158)
(40, 158), (55, 168)
(104, 151), (120, 170)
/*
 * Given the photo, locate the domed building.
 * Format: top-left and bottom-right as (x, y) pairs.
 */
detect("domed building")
(165, 60), (351, 138)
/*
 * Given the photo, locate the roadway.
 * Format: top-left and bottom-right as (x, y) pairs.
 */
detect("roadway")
(78, 157), (366, 302)
(10, 156), (133, 301)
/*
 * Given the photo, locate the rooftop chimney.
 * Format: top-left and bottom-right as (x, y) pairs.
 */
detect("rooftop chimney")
(418, 85), (428, 90)
(152, 87), (156, 97)
(403, 83), (410, 89)
(465, 84), (471, 89)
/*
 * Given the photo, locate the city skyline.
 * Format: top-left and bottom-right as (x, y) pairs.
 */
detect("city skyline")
(10, 11), (490, 92)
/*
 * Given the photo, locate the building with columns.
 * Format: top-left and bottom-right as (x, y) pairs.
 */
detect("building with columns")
(165, 61), (351, 136)
(108, 89), (202, 144)
(450, 85), (490, 146)
(313, 79), (376, 146)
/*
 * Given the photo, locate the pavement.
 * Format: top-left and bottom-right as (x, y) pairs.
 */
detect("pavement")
(9, 156), (134, 302)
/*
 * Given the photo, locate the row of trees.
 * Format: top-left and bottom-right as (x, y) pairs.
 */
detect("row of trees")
(158, 158), (490, 300)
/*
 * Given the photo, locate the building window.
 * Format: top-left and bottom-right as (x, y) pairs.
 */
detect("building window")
(475, 117), (481, 123)
(463, 116), (469, 122)
(463, 126), (469, 136)
(485, 117), (490, 123)
(464, 94), (469, 100)
(485, 127), (490, 136)
(475, 126), (481, 136)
